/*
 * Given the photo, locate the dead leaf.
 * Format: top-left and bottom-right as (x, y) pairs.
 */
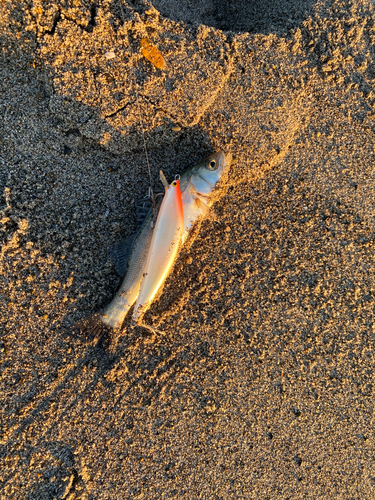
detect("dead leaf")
(140, 38), (165, 70)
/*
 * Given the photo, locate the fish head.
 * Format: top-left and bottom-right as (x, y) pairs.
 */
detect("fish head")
(180, 151), (232, 203)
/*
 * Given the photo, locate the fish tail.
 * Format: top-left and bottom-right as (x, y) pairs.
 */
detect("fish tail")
(69, 313), (114, 347)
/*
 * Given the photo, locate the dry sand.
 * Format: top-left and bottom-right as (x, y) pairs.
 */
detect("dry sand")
(1, 0), (375, 498)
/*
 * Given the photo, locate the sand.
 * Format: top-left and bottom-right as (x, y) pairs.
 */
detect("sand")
(1, 0), (375, 498)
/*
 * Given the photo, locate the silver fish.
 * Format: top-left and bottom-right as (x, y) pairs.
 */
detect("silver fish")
(76, 151), (231, 339)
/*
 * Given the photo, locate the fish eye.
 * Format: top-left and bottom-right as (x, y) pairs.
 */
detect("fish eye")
(207, 159), (217, 170)
(172, 180), (177, 187)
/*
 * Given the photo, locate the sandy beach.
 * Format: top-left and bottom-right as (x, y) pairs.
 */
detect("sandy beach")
(1, 0), (375, 498)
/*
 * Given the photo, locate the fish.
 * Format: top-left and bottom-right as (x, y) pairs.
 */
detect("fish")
(73, 151), (231, 341)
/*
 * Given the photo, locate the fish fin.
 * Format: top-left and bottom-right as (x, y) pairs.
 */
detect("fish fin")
(110, 193), (164, 276)
(135, 197), (153, 228)
(109, 234), (137, 276)
(160, 170), (169, 190)
(135, 193), (164, 228)
(69, 313), (113, 347)
(195, 195), (210, 214)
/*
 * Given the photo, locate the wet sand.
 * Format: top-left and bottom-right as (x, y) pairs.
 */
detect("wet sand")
(1, 0), (375, 498)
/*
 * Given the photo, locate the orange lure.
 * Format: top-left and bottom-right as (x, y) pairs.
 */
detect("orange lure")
(132, 177), (183, 325)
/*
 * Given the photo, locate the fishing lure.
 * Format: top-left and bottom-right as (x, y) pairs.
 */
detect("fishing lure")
(132, 176), (183, 326)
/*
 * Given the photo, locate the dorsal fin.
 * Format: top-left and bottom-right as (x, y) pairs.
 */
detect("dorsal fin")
(109, 234), (137, 276)
(135, 197), (153, 229)
(110, 194), (164, 276)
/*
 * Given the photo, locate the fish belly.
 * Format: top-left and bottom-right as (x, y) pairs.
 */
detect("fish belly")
(180, 186), (207, 244)
(101, 220), (153, 329)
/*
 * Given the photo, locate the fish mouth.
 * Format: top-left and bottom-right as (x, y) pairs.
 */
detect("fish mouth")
(194, 190), (211, 204)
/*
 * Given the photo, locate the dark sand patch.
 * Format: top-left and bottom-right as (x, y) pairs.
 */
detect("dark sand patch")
(150, 0), (318, 34)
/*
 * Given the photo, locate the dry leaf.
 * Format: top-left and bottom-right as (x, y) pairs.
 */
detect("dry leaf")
(140, 38), (165, 70)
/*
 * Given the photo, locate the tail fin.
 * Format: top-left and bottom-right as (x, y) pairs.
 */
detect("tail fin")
(70, 313), (113, 347)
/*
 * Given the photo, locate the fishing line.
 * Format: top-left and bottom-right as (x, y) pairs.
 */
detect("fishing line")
(119, 1), (155, 211)
(135, 94), (155, 211)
